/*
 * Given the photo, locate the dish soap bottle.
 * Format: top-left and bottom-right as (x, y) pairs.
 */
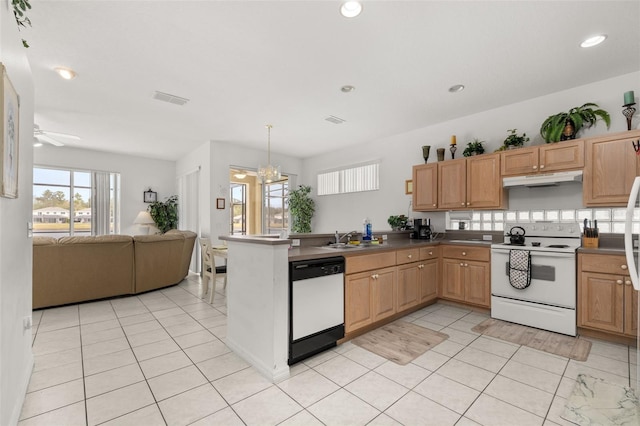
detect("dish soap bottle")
(363, 218), (372, 241)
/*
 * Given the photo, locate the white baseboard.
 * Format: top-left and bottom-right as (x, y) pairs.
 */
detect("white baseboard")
(225, 337), (290, 383)
(9, 354), (34, 426)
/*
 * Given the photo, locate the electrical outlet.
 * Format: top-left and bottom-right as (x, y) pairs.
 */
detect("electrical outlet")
(291, 239), (300, 247)
(381, 234), (388, 241)
(482, 234), (493, 241)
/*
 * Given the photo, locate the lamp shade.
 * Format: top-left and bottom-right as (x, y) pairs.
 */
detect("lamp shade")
(134, 211), (154, 225)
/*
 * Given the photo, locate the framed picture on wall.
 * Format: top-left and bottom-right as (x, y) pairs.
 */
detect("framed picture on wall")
(1, 64), (19, 199)
(405, 180), (413, 195)
(216, 198), (225, 209)
(144, 188), (157, 203)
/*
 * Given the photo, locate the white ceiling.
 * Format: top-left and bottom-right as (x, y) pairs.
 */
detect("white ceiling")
(25, 1), (640, 161)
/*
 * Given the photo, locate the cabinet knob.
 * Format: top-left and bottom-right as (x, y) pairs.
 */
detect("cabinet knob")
(621, 265), (628, 270)
(540, 165), (545, 169)
(460, 262), (464, 266)
(462, 252), (466, 256)
(429, 251), (433, 255)
(372, 274), (378, 280)
(407, 254), (412, 259)
(433, 204), (436, 207)
(464, 263), (468, 267)
(419, 264), (424, 269)
(533, 165), (538, 170)
(616, 279), (623, 285)
(461, 202), (465, 206)
(625, 280), (632, 286)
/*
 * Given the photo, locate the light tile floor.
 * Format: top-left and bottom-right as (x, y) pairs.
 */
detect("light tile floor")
(19, 273), (637, 426)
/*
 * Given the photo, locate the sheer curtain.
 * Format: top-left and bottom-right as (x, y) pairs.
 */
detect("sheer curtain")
(92, 171), (115, 235)
(177, 167), (200, 272)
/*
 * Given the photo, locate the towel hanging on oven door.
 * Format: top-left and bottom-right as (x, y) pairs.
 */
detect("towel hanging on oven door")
(508, 249), (531, 289)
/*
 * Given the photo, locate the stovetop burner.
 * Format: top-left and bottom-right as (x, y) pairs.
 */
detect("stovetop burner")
(547, 244), (569, 248)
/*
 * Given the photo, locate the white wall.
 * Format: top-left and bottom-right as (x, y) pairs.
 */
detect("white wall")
(176, 141), (210, 238)
(302, 72), (640, 234)
(0, 7), (35, 426)
(34, 146), (176, 235)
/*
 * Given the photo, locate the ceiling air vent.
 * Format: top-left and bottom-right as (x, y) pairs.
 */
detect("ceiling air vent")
(325, 115), (346, 124)
(153, 91), (190, 106)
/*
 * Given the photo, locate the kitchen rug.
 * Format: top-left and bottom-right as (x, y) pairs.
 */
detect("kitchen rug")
(471, 318), (591, 361)
(561, 374), (640, 425)
(351, 320), (448, 365)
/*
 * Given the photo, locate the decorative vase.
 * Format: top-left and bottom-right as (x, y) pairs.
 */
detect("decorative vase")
(437, 148), (445, 162)
(561, 120), (576, 141)
(422, 145), (431, 163)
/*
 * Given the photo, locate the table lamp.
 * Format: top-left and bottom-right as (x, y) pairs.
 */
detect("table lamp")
(134, 211), (155, 234)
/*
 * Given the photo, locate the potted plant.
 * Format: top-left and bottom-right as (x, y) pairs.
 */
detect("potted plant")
(387, 215), (408, 231)
(148, 195), (178, 234)
(463, 139), (485, 157)
(502, 129), (530, 149)
(288, 185), (315, 233)
(540, 103), (610, 143)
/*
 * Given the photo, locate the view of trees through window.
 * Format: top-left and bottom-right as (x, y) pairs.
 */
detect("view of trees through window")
(265, 181), (288, 235)
(33, 167), (120, 237)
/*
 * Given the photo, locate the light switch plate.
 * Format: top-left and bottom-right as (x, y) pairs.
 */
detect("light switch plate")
(291, 239), (300, 247)
(482, 234), (493, 241)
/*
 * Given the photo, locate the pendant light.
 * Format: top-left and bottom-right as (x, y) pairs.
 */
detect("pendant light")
(257, 124), (281, 183)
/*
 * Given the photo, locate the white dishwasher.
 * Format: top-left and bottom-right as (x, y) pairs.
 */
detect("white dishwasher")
(288, 256), (345, 365)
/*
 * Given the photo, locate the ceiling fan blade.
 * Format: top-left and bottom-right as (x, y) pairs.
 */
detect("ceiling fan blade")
(42, 130), (80, 140)
(36, 134), (64, 147)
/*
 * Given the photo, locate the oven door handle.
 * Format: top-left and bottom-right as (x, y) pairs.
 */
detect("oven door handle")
(625, 176), (640, 291)
(528, 252), (576, 259)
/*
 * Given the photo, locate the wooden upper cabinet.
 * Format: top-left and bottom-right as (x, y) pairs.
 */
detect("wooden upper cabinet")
(438, 158), (467, 209)
(539, 139), (584, 172)
(413, 163), (438, 211)
(466, 153), (504, 209)
(501, 139), (584, 177)
(583, 130), (640, 206)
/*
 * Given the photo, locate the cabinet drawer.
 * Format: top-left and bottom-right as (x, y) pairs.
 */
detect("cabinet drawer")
(346, 251), (396, 274)
(441, 245), (490, 262)
(396, 248), (420, 265)
(579, 253), (629, 275)
(420, 246), (440, 260)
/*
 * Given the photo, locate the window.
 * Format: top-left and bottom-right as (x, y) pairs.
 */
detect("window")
(264, 181), (288, 235)
(230, 183), (247, 235)
(33, 167), (120, 237)
(446, 207), (640, 234)
(317, 162), (379, 195)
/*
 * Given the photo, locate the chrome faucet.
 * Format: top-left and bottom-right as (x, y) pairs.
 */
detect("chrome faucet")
(335, 230), (358, 244)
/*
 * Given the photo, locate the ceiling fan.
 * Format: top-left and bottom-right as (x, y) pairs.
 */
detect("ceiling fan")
(33, 124), (80, 147)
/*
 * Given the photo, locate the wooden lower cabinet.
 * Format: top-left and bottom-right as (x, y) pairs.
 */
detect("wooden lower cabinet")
(419, 257), (439, 303)
(345, 266), (396, 333)
(578, 253), (638, 338)
(440, 245), (490, 308)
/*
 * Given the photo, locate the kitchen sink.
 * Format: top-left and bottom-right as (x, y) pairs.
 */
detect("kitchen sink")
(318, 243), (364, 250)
(446, 239), (490, 245)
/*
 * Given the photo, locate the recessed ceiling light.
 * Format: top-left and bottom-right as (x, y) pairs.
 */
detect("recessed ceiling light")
(341, 85), (355, 93)
(340, 1), (362, 18)
(54, 67), (77, 80)
(448, 84), (465, 93)
(580, 34), (607, 48)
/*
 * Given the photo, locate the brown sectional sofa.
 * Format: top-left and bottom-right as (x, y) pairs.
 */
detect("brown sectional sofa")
(32, 230), (197, 309)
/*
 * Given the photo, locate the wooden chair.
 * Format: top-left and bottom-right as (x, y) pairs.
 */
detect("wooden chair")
(199, 238), (216, 302)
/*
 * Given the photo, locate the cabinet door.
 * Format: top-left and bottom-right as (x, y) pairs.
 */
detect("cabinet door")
(441, 258), (465, 302)
(413, 163), (438, 211)
(371, 267), (396, 322)
(583, 133), (640, 206)
(624, 283), (638, 338)
(464, 261), (490, 307)
(466, 153), (503, 209)
(501, 146), (539, 176)
(345, 273), (373, 333)
(419, 258), (439, 303)
(578, 272), (624, 333)
(438, 159), (467, 210)
(539, 139), (584, 173)
(397, 262), (420, 312)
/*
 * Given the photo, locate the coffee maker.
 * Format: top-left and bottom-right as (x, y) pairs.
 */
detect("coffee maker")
(413, 218), (432, 240)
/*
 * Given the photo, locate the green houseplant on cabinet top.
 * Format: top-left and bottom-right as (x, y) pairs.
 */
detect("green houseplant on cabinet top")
(503, 129), (530, 149)
(289, 185), (315, 233)
(540, 103), (611, 143)
(387, 215), (408, 231)
(463, 139), (485, 157)
(148, 195), (178, 234)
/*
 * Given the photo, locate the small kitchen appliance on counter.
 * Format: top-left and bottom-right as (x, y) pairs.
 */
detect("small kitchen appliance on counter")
(413, 218), (432, 240)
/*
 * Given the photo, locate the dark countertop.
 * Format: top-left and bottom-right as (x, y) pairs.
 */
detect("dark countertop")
(288, 238), (490, 261)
